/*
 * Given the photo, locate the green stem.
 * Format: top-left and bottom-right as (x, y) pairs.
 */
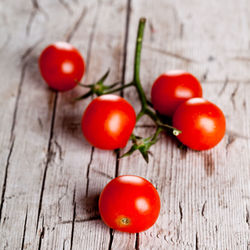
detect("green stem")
(133, 18), (148, 111)
(136, 111), (144, 121)
(158, 123), (182, 135)
(145, 108), (181, 135)
(104, 82), (134, 94)
(144, 108), (159, 122)
(151, 127), (163, 143)
(132, 17), (181, 136)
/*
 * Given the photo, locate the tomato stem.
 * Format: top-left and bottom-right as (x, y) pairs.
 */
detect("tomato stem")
(151, 126), (163, 143)
(133, 18), (148, 112)
(132, 18), (181, 137)
(145, 108), (182, 135)
(104, 82), (134, 94)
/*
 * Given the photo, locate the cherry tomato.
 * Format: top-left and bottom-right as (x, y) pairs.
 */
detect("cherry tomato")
(172, 98), (226, 150)
(81, 94), (136, 150)
(39, 41), (85, 91)
(151, 70), (203, 117)
(99, 175), (161, 233)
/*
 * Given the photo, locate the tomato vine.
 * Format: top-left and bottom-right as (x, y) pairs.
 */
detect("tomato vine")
(76, 17), (226, 162)
(77, 17), (181, 162)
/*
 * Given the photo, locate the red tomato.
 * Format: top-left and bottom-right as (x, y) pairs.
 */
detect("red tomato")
(172, 98), (226, 150)
(39, 42), (85, 91)
(81, 95), (136, 150)
(99, 175), (161, 233)
(151, 70), (202, 117)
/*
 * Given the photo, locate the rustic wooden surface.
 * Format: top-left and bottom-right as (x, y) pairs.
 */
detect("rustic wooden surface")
(0, 0), (250, 249)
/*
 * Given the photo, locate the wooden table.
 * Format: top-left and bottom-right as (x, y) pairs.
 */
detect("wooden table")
(1, 0), (250, 249)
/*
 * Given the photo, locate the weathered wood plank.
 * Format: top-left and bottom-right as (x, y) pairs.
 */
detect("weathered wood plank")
(0, 0), (57, 249)
(34, 0), (129, 249)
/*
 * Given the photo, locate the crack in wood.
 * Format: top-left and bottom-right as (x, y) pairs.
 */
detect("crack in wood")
(207, 80), (250, 84)
(176, 227), (180, 241)
(246, 206), (250, 229)
(84, 2), (101, 74)
(230, 83), (239, 110)
(36, 93), (58, 232)
(10, 63), (27, 142)
(218, 77), (228, 96)
(26, 0), (39, 36)
(26, 0), (48, 36)
(59, 215), (101, 225)
(21, 39), (43, 63)
(179, 23), (184, 39)
(144, 45), (197, 63)
(108, 228), (114, 250)
(115, 149), (120, 178)
(3, 241), (9, 250)
(201, 201), (207, 219)
(85, 147), (95, 197)
(226, 129), (250, 140)
(226, 135), (236, 152)
(148, 19), (155, 42)
(208, 55), (215, 61)
(179, 144), (188, 159)
(38, 216), (45, 250)
(195, 232), (199, 250)
(65, 7), (88, 43)
(91, 169), (113, 180)
(201, 69), (209, 81)
(243, 99), (247, 111)
(21, 206), (28, 250)
(179, 202), (183, 223)
(38, 117), (43, 129)
(58, 0), (74, 15)
(2, 216), (8, 225)
(54, 139), (63, 161)
(63, 239), (66, 250)
(135, 233), (139, 250)
(0, 139), (15, 222)
(120, 0), (131, 97)
(70, 187), (76, 250)
(203, 152), (215, 177)
(57, 182), (69, 221)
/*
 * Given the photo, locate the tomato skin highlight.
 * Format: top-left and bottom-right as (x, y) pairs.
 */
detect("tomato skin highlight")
(172, 98), (226, 150)
(151, 71), (203, 117)
(39, 42), (85, 91)
(81, 95), (136, 150)
(99, 175), (161, 233)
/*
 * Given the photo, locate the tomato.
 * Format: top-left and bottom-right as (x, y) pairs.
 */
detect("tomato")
(81, 95), (136, 150)
(151, 70), (203, 117)
(99, 175), (161, 233)
(172, 98), (226, 150)
(39, 41), (85, 91)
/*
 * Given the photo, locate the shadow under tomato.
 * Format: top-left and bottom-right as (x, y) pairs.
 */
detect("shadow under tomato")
(76, 189), (101, 221)
(203, 152), (215, 176)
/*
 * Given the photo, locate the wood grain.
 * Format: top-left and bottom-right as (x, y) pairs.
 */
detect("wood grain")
(0, 0), (249, 249)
